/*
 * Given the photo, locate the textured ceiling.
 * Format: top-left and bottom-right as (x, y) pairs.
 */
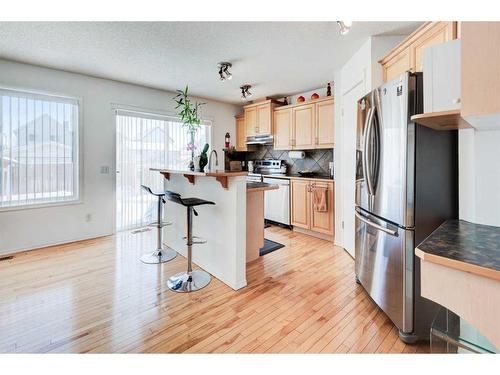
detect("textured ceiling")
(0, 22), (421, 103)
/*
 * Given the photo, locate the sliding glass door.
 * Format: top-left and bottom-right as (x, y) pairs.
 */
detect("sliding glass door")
(115, 110), (210, 231)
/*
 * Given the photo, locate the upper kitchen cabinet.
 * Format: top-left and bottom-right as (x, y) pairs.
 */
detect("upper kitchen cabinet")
(461, 22), (500, 130)
(256, 103), (272, 134)
(382, 46), (411, 83)
(273, 107), (292, 150)
(379, 22), (457, 82)
(315, 99), (335, 148)
(235, 115), (247, 151)
(244, 106), (257, 137)
(243, 99), (281, 137)
(292, 103), (316, 149)
(273, 97), (334, 150)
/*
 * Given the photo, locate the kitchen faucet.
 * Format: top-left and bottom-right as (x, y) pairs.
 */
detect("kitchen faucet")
(208, 150), (218, 171)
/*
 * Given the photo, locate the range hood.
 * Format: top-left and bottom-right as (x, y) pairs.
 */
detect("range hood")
(246, 135), (274, 145)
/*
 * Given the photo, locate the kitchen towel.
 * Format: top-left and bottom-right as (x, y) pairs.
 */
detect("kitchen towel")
(312, 186), (328, 212)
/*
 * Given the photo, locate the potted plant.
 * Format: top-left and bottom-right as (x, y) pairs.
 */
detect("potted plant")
(174, 86), (205, 171)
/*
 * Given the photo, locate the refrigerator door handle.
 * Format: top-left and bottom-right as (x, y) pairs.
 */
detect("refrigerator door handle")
(355, 209), (398, 237)
(362, 106), (375, 196)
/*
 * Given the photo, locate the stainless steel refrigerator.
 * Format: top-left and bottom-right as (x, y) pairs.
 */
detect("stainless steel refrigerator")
(355, 72), (458, 343)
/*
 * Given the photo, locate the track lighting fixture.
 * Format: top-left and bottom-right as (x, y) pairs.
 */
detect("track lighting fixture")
(240, 85), (252, 101)
(218, 62), (232, 81)
(337, 21), (352, 35)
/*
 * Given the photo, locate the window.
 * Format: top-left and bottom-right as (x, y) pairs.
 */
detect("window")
(0, 88), (79, 209)
(115, 109), (211, 231)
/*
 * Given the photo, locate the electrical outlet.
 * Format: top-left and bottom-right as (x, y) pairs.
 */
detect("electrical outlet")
(100, 166), (110, 174)
(85, 213), (92, 222)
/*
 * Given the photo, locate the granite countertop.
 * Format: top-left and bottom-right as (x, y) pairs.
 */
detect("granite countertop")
(416, 220), (500, 279)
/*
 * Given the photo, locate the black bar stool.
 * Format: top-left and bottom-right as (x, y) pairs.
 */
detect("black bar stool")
(164, 190), (215, 292)
(140, 185), (177, 264)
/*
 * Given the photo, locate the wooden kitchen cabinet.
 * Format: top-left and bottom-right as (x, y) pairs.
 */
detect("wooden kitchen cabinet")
(243, 100), (281, 137)
(380, 22), (457, 82)
(244, 106), (257, 137)
(235, 115), (247, 151)
(273, 108), (292, 150)
(292, 103), (315, 149)
(256, 103), (272, 134)
(271, 97), (334, 150)
(291, 178), (334, 238)
(461, 22), (500, 130)
(412, 22), (456, 72)
(315, 99), (335, 148)
(290, 179), (310, 229)
(310, 181), (335, 235)
(383, 47), (411, 82)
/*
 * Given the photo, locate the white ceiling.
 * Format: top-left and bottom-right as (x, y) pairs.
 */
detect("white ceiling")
(0, 22), (421, 104)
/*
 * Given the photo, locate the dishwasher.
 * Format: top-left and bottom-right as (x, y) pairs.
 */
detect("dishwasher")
(263, 177), (290, 226)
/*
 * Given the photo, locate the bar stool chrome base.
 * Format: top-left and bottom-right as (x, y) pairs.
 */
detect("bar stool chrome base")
(167, 270), (211, 292)
(140, 248), (177, 264)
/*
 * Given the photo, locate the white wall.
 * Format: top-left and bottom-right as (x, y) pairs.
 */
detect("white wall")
(334, 35), (406, 256)
(0, 59), (240, 255)
(459, 129), (500, 227)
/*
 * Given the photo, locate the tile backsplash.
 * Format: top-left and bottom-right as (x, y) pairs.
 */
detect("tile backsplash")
(247, 145), (333, 175)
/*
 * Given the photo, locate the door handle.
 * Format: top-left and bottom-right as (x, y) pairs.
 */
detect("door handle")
(362, 107), (375, 196)
(355, 210), (398, 237)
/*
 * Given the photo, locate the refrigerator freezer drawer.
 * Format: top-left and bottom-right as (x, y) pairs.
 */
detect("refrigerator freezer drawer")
(355, 208), (414, 333)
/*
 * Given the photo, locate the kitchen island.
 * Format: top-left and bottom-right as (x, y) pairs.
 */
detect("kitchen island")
(151, 168), (277, 290)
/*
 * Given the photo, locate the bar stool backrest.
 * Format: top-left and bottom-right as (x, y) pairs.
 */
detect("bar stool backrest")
(141, 185), (166, 197)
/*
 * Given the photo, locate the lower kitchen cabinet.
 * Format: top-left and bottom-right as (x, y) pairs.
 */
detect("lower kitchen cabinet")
(290, 179), (310, 229)
(291, 179), (334, 238)
(309, 181), (335, 235)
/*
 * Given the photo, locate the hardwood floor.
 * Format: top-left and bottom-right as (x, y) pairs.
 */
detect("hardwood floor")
(0, 226), (429, 353)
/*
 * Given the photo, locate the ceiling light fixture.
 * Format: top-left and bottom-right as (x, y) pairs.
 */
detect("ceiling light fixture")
(218, 62), (233, 81)
(240, 85), (252, 101)
(337, 21), (352, 35)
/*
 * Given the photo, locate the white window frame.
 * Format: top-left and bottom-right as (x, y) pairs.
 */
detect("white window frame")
(0, 85), (83, 212)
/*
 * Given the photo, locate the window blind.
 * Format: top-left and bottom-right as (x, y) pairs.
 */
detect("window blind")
(115, 110), (211, 231)
(0, 88), (79, 208)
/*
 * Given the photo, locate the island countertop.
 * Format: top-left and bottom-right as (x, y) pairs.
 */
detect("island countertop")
(150, 168), (248, 177)
(416, 219), (500, 281)
(246, 182), (279, 192)
(151, 168), (247, 189)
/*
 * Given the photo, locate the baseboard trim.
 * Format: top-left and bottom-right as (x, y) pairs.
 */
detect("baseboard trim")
(0, 233), (113, 257)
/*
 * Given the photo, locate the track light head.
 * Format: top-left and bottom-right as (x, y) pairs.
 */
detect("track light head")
(337, 21), (352, 35)
(218, 62), (233, 81)
(240, 85), (252, 100)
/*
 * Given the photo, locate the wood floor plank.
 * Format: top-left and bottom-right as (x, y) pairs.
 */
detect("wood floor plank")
(0, 226), (429, 353)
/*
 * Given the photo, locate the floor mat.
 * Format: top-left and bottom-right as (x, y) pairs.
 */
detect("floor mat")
(259, 238), (285, 256)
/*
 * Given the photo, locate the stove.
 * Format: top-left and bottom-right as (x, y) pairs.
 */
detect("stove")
(254, 159), (286, 174)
